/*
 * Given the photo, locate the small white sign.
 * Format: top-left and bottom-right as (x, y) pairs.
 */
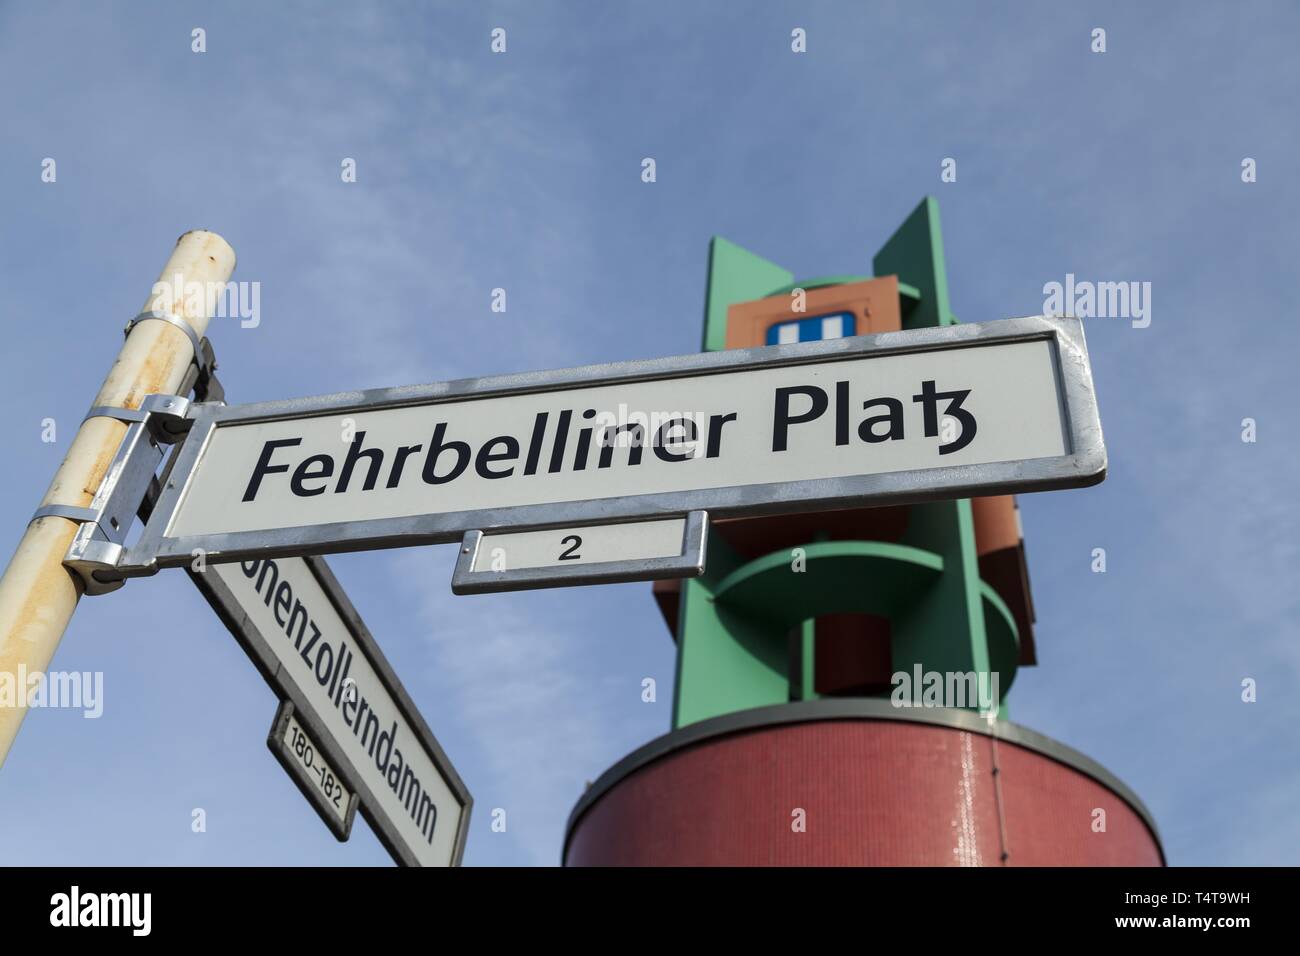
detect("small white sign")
(267, 701), (357, 839)
(452, 513), (707, 594)
(472, 517), (686, 572)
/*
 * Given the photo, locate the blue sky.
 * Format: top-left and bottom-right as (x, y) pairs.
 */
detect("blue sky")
(1, 1), (1296, 866)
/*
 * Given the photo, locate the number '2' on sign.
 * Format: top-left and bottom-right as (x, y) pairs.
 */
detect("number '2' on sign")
(451, 514), (707, 595)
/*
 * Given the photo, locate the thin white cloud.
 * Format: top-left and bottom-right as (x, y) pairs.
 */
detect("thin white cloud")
(385, 548), (626, 866)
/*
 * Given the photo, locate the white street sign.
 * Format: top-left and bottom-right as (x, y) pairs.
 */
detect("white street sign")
(126, 315), (1104, 572)
(451, 512), (708, 594)
(191, 555), (472, 866)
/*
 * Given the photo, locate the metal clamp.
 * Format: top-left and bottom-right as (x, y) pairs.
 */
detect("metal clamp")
(82, 394), (193, 442)
(124, 311), (225, 405)
(60, 393), (193, 595)
(32, 504), (100, 524)
(82, 405), (149, 424)
(124, 311), (204, 363)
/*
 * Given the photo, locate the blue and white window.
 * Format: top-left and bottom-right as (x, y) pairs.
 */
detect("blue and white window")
(765, 311), (856, 346)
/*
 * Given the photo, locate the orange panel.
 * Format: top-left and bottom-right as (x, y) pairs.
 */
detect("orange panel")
(971, 495), (1021, 556)
(724, 276), (902, 349)
(971, 496), (1036, 665)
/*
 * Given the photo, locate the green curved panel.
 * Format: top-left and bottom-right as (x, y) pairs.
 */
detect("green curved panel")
(979, 581), (1021, 702)
(714, 541), (944, 631)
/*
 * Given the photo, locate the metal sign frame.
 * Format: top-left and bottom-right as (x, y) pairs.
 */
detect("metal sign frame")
(123, 315), (1103, 575)
(451, 510), (709, 594)
(190, 554), (473, 866)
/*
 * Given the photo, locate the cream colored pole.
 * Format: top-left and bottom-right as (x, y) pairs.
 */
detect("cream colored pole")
(0, 230), (236, 767)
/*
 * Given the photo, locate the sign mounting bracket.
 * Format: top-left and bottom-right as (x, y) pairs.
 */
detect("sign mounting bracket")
(58, 393), (194, 595)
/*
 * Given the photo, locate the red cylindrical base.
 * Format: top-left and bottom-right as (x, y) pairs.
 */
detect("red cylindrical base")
(565, 702), (1162, 867)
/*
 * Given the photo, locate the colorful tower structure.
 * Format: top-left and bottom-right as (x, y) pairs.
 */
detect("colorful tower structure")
(564, 198), (1163, 866)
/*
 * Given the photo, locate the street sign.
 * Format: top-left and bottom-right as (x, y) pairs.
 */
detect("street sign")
(190, 554), (472, 866)
(451, 510), (708, 594)
(124, 315), (1104, 574)
(266, 700), (359, 840)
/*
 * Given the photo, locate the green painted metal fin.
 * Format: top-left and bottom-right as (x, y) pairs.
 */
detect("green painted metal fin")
(672, 578), (790, 728)
(892, 498), (995, 712)
(872, 197), (955, 330)
(671, 529), (789, 728)
(702, 237), (793, 352)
